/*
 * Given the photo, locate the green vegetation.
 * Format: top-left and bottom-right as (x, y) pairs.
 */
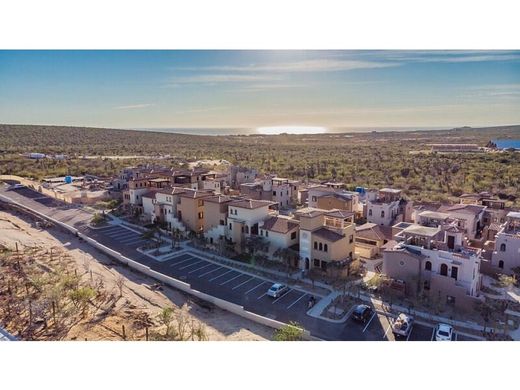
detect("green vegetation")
(273, 321), (305, 341)
(91, 212), (106, 226)
(1, 124), (519, 206)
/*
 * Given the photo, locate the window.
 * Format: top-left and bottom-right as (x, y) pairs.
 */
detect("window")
(381, 210), (385, 218)
(349, 235), (353, 244)
(291, 231), (297, 240)
(423, 280), (430, 291)
(368, 209), (372, 216)
(313, 259), (320, 267)
(319, 243), (323, 251)
(314, 241), (318, 250)
(260, 230), (264, 236)
(219, 219), (225, 225)
(198, 212), (203, 219)
(198, 199), (204, 207)
(451, 266), (458, 280)
(425, 261), (432, 271)
(440, 263), (448, 276)
(446, 295), (456, 306)
(229, 223), (232, 230)
(324, 244), (328, 252)
(312, 196), (317, 202)
(500, 243), (506, 252)
(498, 260), (504, 269)
(265, 231), (269, 237)
(273, 191), (276, 196)
(244, 225), (249, 234)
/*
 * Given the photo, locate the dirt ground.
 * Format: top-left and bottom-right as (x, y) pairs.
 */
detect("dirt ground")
(0, 209), (273, 341)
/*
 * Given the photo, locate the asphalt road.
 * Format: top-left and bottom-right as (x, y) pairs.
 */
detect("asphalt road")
(0, 182), (480, 341)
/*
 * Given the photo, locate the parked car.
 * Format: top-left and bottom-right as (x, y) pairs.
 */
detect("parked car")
(435, 323), (453, 341)
(392, 313), (414, 338)
(351, 304), (373, 323)
(267, 283), (289, 298)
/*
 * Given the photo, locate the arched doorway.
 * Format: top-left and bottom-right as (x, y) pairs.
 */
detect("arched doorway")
(440, 263), (448, 276)
(305, 257), (310, 270)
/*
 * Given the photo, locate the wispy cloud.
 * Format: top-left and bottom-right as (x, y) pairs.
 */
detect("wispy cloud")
(460, 84), (520, 99)
(172, 58), (398, 74)
(171, 106), (230, 114)
(370, 50), (520, 64)
(114, 103), (155, 110)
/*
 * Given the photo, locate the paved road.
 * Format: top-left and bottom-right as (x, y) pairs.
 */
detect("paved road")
(0, 182), (480, 341)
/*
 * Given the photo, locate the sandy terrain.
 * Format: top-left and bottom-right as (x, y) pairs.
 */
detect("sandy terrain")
(0, 209), (272, 341)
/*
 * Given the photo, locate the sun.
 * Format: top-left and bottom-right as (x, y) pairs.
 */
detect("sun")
(256, 126), (328, 135)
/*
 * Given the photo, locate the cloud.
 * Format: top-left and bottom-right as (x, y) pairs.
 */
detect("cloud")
(172, 58), (398, 74)
(114, 103), (154, 110)
(167, 74), (279, 86)
(460, 84), (520, 99)
(171, 106), (230, 114)
(372, 50), (520, 64)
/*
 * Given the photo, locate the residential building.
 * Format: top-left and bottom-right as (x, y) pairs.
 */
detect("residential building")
(307, 185), (362, 217)
(226, 199), (277, 251)
(366, 188), (412, 226)
(438, 203), (486, 240)
(491, 212), (520, 273)
(177, 189), (214, 233)
(383, 222), (483, 310)
(355, 222), (393, 260)
(294, 207), (356, 273)
(259, 215), (300, 259)
(203, 195), (234, 245)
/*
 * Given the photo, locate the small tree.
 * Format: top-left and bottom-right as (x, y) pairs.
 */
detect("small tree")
(69, 286), (96, 317)
(115, 275), (125, 297)
(91, 213), (106, 226)
(273, 322), (305, 341)
(157, 307), (175, 337)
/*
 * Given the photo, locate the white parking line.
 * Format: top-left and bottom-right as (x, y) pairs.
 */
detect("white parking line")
(362, 312), (377, 333)
(272, 289), (292, 304)
(198, 266), (223, 278)
(220, 273), (244, 286)
(106, 230), (136, 238)
(188, 263), (213, 274)
(406, 326), (413, 341)
(231, 276), (255, 290)
(246, 281), (266, 295)
(454, 332), (458, 341)
(430, 327), (436, 341)
(208, 269), (234, 282)
(118, 236), (141, 243)
(257, 292), (268, 300)
(168, 257), (197, 268)
(383, 323), (392, 339)
(286, 293), (308, 309)
(179, 260), (205, 270)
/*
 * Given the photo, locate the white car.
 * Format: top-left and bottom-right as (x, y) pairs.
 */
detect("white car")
(267, 283), (289, 298)
(392, 313), (414, 337)
(435, 323), (453, 341)
(8, 184), (25, 190)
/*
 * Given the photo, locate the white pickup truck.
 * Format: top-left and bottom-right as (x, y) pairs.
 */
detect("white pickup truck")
(392, 313), (414, 338)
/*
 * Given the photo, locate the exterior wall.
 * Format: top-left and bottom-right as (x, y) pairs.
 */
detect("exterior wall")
(445, 210), (484, 239)
(178, 197), (205, 233)
(366, 200), (400, 226)
(260, 227), (299, 255)
(128, 188), (149, 206)
(202, 180), (221, 194)
(383, 246), (482, 309)
(299, 214), (325, 231)
(142, 196), (155, 222)
(316, 196), (352, 212)
(204, 201), (228, 233)
(492, 233), (520, 273)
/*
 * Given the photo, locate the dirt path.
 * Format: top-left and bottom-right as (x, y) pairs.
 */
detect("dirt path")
(0, 209), (272, 340)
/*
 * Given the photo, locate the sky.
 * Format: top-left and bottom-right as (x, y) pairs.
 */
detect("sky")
(0, 50), (519, 129)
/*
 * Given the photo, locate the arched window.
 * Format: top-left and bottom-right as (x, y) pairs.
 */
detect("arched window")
(500, 243), (506, 252)
(440, 263), (448, 276)
(425, 261), (432, 271)
(381, 210), (385, 218)
(498, 260), (504, 269)
(368, 209), (372, 216)
(324, 244), (328, 252)
(319, 243), (323, 251)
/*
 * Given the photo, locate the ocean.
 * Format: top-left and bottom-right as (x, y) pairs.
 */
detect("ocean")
(132, 126), (447, 136)
(493, 139), (520, 150)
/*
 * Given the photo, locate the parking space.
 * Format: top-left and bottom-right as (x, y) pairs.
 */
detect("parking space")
(96, 225), (148, 247)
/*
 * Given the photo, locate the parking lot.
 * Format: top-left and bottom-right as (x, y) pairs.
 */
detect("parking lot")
(94, 224), (149, 247)
(151, 252), (314, 323)
(343, 309), (478, 341)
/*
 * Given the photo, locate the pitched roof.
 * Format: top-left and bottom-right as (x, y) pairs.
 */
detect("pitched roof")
(313, 227), (344, 242)
(260, 216), (299, 234)
(325, 209), (355, 219)
(356, 223), (393, 241)
(293, 207), (326, 218)
(179, 190), (214, 199)
(229, 199), (276, 209)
